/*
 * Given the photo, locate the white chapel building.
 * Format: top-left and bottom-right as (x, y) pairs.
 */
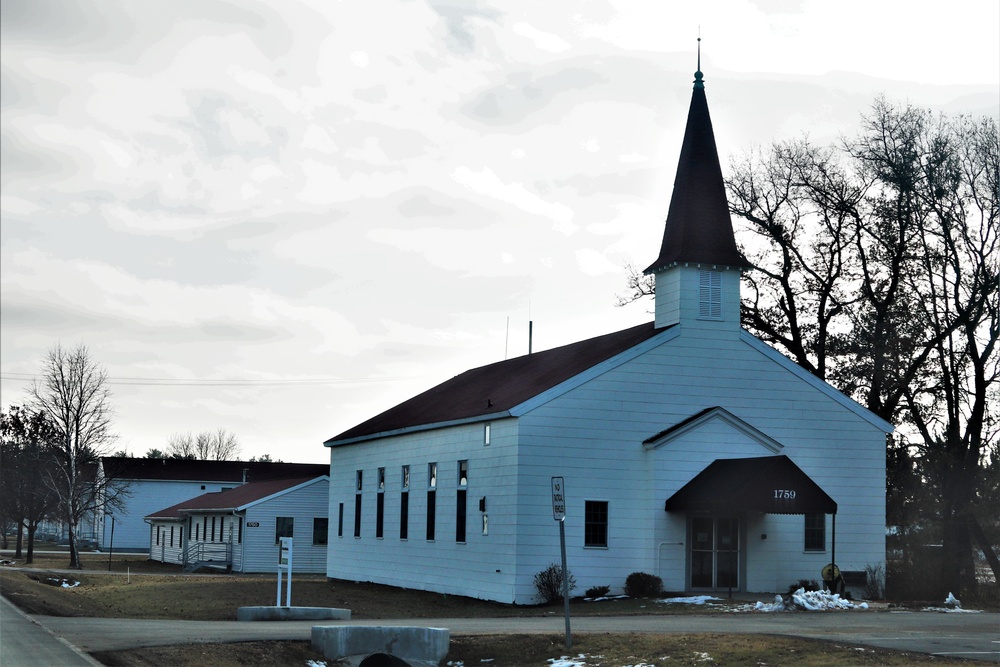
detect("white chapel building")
(324, 65), (893, 605)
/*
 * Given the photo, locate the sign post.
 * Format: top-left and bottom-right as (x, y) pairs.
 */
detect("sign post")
(551, 477), (571, 649)
(276, 537), (293, 607)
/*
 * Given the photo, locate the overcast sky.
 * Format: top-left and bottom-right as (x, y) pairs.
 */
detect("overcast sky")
(2, 0), (998, 464)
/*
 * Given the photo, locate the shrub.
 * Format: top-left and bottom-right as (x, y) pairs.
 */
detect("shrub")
(533, 563), (576, 604)
(585, 585), (611, 598)
(624, 572), (663, 598)
(787, 578), (820, 593)
(864, 563), (886, 600)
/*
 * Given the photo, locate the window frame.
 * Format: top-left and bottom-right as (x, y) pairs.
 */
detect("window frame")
(584, 500), (609, 548)
(275, 516), (294, 545)
(313, 517), (329, 546)
(804, 513), (826, 552)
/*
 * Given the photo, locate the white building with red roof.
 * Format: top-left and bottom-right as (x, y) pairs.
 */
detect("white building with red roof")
(323, 64), (892, 604)
(145, 475), (329, 573)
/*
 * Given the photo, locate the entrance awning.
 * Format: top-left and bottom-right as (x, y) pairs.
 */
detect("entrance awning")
(664, 455), (837, 515)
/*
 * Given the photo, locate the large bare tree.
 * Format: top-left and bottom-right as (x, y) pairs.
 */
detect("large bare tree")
(27, 344), (128, 568)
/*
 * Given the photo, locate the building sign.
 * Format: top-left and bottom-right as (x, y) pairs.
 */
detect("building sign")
(246, 521), (260, 527)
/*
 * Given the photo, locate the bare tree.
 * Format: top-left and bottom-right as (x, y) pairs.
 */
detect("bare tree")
(165, 428), (241, 461)
(27, 344), (128, 568)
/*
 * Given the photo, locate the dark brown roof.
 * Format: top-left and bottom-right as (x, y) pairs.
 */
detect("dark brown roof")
(327, 322), (665, 444)
(146, 476), (325, 520)
(645, 70), (751, 273)
(664, 455), (837, 515)
(100, 457), (328, 483)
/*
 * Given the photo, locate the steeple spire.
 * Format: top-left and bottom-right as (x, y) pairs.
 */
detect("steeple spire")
(694, 35), (704, 90)
(644, 44), (749, 275)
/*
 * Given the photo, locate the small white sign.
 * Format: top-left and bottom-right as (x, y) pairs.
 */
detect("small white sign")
(551, 477), (566, 521)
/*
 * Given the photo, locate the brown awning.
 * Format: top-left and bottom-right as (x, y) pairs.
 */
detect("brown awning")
(664, 455), (837, 515)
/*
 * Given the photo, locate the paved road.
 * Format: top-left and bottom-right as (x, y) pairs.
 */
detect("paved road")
(0, 596), (103, 667)
(29, 608), (1000, 663)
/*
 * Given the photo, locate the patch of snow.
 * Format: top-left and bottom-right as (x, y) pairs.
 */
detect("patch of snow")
(548, 655), (588, 667)
(693, 651), (714, 662)
(923, 591), (983, 613)
(305, 661), (326, 667)
(747, 588), (867, 612)
(583, 595), (629, 602)
(657, 595), (721, 605)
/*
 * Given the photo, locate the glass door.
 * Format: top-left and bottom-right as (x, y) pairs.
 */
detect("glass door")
(690, 516), (740, 590)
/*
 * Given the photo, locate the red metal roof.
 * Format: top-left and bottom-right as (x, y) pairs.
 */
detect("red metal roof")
(327, 321), (664, 444)
(146, 476), (325, 520)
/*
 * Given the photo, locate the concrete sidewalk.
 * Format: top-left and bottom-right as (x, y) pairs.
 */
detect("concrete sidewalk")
(0, 596), (103, 667)
(31, 608), (1000, 662)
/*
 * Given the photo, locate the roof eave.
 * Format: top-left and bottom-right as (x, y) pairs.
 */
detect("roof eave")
(325, 411), (512, 447)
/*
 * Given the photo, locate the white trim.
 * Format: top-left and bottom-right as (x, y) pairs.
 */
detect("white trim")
(643, 406), (784, 453)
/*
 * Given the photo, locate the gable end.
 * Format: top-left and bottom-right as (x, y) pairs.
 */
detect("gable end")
(643, 406), (784, 453)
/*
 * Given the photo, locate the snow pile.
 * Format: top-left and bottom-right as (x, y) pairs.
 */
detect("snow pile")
(924, 592), (983, 614)
(657, 595), (721, 605)
(753, 588), (867, 612)
(548, 655), (588, 667)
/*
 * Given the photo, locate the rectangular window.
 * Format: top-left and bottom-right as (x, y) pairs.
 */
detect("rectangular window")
(179, 527), (183, 546)
(338, 503), (344, 538)
(237, 518), (242, 544)
(219, 516), (224, 542)
(698, 269), (722, 320)
(155, 526), (160, 546)
(203, 517), (208, 542)
(313, 518), (329, 545)
(805, 513), (826, 551)
(211, 517), (216, 542)
(428, 462), (437, 489)
(484, 422), (491, 445)
(275, 517), (294, 544)
(456, 489), (467, 543)
(401, 465), (410, 489)
(378, 467), (385, 491)
(376, 493), (385, 539)
(195, 522), (200, 541)
(584, 500), (609, 548)
(400, 491), (409, 540)
(170, 526), (175, 547)
(354, 494), (362, 538)
(458, 460), (468, 486)
(426, 490), (436, 541)
(356, 469), (363, 491)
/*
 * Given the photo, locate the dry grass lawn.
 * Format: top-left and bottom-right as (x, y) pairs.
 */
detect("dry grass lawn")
(0, 552), (987, 666)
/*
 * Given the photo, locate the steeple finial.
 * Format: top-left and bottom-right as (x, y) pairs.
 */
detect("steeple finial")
(694, 33), (704, 90)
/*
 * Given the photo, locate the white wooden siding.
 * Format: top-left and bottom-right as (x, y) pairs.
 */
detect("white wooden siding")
(327, 418), (521, 603)
(238, 479), (329, 573)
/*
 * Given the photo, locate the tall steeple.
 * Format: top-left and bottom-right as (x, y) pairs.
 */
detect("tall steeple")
(646, 45), (750, 332)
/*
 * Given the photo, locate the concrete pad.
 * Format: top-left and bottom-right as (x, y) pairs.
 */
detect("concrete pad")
(311, 625), (449, 666)
(236, 606), (351, 621)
